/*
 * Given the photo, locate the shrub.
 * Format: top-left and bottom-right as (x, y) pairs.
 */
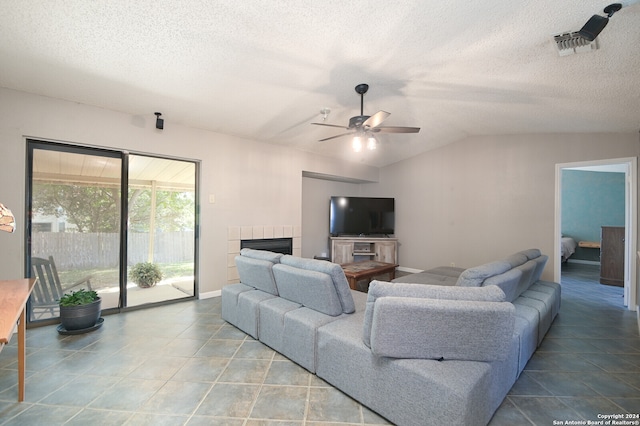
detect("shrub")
(129, 262), (163, 288)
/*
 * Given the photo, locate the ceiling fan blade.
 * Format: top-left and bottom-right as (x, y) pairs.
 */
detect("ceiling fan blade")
(374, 126), (420, 134)
(362, 111), (390, 129)
(311, 122), (349, 129)
(318, 132), (354, 142)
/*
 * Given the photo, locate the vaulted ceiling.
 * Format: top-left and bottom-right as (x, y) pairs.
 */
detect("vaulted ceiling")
(1, 1), (639, 167)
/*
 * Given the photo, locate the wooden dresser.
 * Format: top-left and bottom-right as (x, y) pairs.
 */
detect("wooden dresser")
(600, 226), (624, 287)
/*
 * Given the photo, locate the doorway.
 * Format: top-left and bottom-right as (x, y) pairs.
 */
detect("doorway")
(554, 157), (637, 311)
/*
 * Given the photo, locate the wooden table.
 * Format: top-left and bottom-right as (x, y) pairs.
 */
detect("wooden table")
(341, 261), (398, 291)
(0, 278), (37, 402)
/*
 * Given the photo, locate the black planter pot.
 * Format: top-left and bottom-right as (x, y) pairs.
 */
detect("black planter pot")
(59, 297), (102, 331)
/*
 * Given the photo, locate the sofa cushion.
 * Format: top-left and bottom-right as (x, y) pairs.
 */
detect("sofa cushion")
(235, 255), (279, 295)
(272, 264), (343, 316)
(391, 271), (458, 286)
(423, 266), (466, 277)
(280, 255), (356, 314)
(456, 260), (512, 287)
(483, 267), (523, 302)
(514, 260), (536, 299)
(518, 248), (541, 260)
(531, 280), (561, 317)
(363, 281), (506, 347)
(240, 248), (283, 263)
(369, 297), (515, 361)
(530, 254), (548, 283)
(504, 253), (528, 268)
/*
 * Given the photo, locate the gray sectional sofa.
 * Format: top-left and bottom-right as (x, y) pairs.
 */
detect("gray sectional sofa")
(221, 248), (561, 426)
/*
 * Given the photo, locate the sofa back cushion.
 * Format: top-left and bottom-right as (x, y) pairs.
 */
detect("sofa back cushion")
(362, 281), (506, 347)
(369, 297), (515, 361)
(483, 267), (522, 302)
(514, 259), (537, 299)
(531, 254), (548, 283)
(272, 264), (343, 316)
(455, 260), (512, 287)
(504, 253), (528, 269)
(363, 281), (513, 361)
(240, 248), (283, 263)
(518, 248), (542, 260)
(280, 255), (355, 314)
(235, 255), (279, 295)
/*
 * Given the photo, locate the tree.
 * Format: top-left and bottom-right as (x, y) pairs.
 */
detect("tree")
(33, 182), (194, 233)
(128, 188), (195, 232)
(33, 183), (120, 233)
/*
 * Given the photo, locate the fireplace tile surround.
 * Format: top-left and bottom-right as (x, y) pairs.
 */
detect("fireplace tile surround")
(227, 225), (301, 285)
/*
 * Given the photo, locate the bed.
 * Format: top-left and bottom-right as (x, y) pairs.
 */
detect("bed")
(561, 236), (577, 262)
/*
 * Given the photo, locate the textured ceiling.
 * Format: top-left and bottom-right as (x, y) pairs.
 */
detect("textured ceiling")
(1, 1), (639, 167)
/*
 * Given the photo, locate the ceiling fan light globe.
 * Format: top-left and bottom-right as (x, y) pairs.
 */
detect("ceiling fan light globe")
(367, 136), (377, 150)
(352, 136), (363, 152)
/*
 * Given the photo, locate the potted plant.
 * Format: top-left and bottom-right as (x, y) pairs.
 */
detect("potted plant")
(129, 262), (163, 288)
(58, 289), (102, 332)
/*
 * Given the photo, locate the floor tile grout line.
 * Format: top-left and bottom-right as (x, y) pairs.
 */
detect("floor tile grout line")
(504, 396), (537, 426)
(181, 333), (249, 423)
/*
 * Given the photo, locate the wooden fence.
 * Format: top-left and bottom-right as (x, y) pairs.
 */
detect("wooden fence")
(31, 231), (194, 269)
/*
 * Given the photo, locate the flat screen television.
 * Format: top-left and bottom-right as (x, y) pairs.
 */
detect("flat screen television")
(329, 196), (395, 236)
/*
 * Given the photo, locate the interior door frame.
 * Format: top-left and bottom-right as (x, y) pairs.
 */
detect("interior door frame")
(554, 157), (637, 311)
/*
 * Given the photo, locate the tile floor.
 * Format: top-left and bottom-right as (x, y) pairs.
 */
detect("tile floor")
(490, 263), (640, 425)
(0, 263), (638, 425)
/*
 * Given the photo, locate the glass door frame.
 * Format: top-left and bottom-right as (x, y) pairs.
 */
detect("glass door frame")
(25, 139), (200, 326)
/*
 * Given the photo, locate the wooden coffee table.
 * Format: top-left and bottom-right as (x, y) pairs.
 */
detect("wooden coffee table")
(341, 260), (398, 291)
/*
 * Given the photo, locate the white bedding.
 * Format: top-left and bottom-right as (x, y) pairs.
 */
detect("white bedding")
(561, 237), (577, 262)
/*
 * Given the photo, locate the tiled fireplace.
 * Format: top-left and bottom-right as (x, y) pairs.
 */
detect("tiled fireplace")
(227, 225), (301, 285)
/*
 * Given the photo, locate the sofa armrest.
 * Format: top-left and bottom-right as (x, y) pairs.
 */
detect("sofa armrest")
(369, 297), (515, 362)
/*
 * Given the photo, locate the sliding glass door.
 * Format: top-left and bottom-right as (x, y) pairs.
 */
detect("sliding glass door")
(126, 155), (196, 307)
(27, 141), (197, 324)
(28, 142), (123, 321)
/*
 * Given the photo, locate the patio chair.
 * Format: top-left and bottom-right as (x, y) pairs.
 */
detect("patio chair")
(30, 256), (93, 320)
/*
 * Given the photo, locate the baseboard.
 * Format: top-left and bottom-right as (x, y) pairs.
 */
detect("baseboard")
(396, 266), (424, 274)
(566, 259), (600, 266)
(199, 290), (221, 299)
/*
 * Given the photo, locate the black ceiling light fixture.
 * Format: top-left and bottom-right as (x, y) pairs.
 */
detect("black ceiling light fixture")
(311, 83), (420, 152)
(578, 3), (622, 41)
(154, 112), (164, 130)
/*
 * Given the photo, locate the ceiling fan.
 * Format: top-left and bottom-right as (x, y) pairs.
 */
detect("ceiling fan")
(312, 83), (420, 151)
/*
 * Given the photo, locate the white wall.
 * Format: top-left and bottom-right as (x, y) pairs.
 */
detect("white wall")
(0, 88), (378, 294)
(301, 177), (362, 258)
(367, 133), (639, 285)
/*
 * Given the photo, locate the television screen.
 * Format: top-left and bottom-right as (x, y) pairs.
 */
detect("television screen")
(330, 196), (395, 236)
